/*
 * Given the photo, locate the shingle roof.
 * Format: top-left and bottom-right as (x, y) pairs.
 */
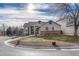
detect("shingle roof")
(23, 21), (61, 28)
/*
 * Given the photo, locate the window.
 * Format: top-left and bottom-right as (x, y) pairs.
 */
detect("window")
(49, 20), (52, 24)
(38, 21), (41, 24)
(52, 27), (54, 31)
(45, 27), (49, 31)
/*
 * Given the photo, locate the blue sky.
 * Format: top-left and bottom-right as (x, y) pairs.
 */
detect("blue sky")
(0, 3), (59, 26)
(0, 3), (26, 9)
(0, 3), (54, 15)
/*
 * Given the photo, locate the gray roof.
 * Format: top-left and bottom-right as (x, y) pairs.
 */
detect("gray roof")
(23, 21), (61, 28)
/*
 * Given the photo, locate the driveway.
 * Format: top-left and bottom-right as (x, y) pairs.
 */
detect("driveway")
(0, 36), (79, 56)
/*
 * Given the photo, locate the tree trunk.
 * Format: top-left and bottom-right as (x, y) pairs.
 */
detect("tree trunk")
(74, 19), (78, 36)
(74, 27), (78, 36)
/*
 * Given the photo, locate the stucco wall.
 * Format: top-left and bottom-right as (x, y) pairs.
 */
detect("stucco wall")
(57, 20), (79, 35)
(24, 22), (61, 35)
(40, 22), (61, 31)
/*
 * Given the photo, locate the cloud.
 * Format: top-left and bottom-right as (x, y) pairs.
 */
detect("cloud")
(0, 3), (60, 27)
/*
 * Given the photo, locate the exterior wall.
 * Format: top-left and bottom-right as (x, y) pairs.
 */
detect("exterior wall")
(62, 26), (74, 35)
(53, 23), (61, 31)
(57, 20), (79, 35)
(39, 22), (61, 36)
(63, 26), (79, 35)
(23, 21), (61, 36)
(40, 22), (61, 32)
(40, 31), (61, 36)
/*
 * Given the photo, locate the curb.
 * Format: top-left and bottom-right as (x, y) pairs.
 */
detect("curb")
(4, 37), (79, 51)
(37, 48), (79, 51)
(4, 37), (22, 47)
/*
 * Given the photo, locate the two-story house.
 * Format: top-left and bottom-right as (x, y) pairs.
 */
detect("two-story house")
(23, 20), (61, 36)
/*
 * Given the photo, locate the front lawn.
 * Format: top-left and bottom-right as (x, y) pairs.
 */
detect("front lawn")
(20, 35), (79, 43)
(44, 35), (79, 43)
(20, 35), (79, 44)
(20, 36), (49, 43)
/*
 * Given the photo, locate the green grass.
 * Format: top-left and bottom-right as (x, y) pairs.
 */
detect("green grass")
(21, 37), (49, 42)
(43, 35), (79, 42)
(21, 35), (79, 43)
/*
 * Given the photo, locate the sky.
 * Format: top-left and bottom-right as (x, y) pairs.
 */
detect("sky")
(0, 3), (59, 27)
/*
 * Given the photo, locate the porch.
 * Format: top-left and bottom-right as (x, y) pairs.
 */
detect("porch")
(27, 26), (40, 35)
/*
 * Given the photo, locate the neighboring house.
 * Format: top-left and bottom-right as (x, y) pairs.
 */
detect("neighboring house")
(57, 18), (79, 35)
(23, 20), (61, 36)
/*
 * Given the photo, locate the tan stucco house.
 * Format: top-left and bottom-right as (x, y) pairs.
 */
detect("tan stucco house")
(23, 20), (61, 36)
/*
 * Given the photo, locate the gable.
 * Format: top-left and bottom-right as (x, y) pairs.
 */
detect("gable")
(23, 21), (61, 28)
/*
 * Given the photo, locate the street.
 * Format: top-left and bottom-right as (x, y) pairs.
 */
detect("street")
(0, 36), (79, 56)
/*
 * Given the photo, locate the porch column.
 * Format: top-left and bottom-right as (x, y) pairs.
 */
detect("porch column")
(39, 29), (41, 35)
(34, 26), (36, 35)
(28, 27), (31, 35)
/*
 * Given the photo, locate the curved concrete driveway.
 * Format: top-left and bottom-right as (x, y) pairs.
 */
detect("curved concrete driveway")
(0, 36), (79, 56)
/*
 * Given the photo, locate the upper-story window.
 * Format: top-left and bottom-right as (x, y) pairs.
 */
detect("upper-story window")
(49, 20), (52, 24)
(45, 27), (49, 31)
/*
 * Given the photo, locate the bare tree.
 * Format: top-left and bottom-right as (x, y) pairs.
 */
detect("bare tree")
(2, 24), (6, 36)
(53, 3), (79, 36)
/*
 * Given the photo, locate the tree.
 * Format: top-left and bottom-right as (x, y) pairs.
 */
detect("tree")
(53, 3), (79, 36)
(6, 27), (12, 36)
(1, 24), (6, 36)
(18, 28), (24, 36)
(12, 27), (19, 36)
